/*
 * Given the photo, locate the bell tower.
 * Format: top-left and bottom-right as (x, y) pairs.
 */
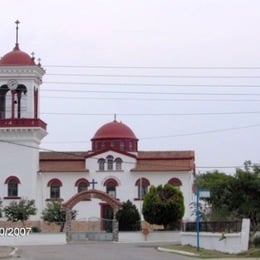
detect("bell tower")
(0, 21), (47, 211)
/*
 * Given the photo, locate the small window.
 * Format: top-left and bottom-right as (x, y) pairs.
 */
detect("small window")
(106, 182), (116, 198)
(75, 178), (89, 193)
(4, 176), (21, 198)
(50, 182), (60, 199)
(107, 155), (114, 171)
(115, 158), (122, 170)
(135, 178), (150, 200)
(104, 178), (119, 198)
(120, 141), (125, 151)
(8, 180), (18, 197)
(48, 179), (62, 199)
(98, 158), (105, 171)
(138, 183), (148, 199)
(78, 182), (88, 193)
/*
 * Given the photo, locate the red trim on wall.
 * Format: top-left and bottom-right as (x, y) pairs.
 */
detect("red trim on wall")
(4, 196), (21, 200)
(135, 177), (150, 186)
(168, 177), (182, 186)
(74, 178), (89, 187)
(4, 176), (21, 184)
(47, 178), (63, 187)
(103, 178), (119, 187)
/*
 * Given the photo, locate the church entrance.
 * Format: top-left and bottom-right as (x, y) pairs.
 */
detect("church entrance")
(101, 204), (114, 232)
(62, 189), (122, 242)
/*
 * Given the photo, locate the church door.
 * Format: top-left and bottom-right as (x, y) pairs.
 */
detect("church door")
(101, 204), (113, 232)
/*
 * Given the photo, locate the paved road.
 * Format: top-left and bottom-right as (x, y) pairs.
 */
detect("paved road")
(15, 242), (193, 260)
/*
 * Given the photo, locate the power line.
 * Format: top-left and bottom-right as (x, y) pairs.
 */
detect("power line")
(141, 123), (260, 139)
(41, 95), (260, 102)
(44, 65), (260, 70)
(46, 73), (260, 79)
(41, 111), (260, 116)
(42, 89), (260, 96)
(44, 81), (260, 88)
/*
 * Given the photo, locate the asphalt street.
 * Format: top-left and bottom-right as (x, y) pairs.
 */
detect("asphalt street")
(15, 242), (193, 260)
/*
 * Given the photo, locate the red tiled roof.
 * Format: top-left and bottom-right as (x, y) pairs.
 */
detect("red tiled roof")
(39, 151), (89, 172)
(39, 150), (195, 173)
(131, 150), (195, 172)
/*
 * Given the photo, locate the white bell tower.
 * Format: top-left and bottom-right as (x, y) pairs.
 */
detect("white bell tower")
(0, 21), (47, 213)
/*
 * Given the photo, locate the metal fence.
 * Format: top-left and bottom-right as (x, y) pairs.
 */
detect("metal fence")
(182, 221), (242, 233)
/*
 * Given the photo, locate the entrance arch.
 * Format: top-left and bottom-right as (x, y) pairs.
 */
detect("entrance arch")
(62, 189), (122, 242)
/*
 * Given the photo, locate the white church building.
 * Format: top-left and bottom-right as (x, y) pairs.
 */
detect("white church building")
(0, 25), (195, 226)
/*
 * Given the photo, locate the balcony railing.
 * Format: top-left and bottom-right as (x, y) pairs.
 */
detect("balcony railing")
(0, 118), (47, 130)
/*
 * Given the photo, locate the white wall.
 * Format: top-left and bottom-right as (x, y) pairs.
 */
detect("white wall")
(181, 219), (250, 254)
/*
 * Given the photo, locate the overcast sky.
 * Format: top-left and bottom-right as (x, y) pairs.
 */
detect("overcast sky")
(1, 0), (260, 174)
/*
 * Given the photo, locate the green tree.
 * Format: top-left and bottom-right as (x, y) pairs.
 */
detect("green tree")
(116, 200), (141, 231)
(232, 161), (260, 231)
(194, 170), (235, 220)
(195, 161), (260, 230)
(142, 184), (184, 230)
(41, 201), (77, 232)
(3, 199), (37, 226)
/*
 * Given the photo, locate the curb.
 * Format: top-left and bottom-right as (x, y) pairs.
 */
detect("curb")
(157, 247), (199, 257)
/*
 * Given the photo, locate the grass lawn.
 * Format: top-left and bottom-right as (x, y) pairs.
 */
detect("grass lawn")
(164, 244), (260, 258)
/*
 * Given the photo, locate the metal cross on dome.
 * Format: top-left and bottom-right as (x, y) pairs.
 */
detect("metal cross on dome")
(15, 20), (20, 45)
(89, 178), (98, 189)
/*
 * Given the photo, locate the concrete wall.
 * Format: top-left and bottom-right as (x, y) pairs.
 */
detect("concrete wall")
(0, 231), (180, 246)
(119, 231), (181, 243)
(181, 219), (250, 254)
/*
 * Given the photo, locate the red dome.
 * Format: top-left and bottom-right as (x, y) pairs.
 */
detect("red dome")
(92, 120), (138, 140)
(0, 44), (35, 66)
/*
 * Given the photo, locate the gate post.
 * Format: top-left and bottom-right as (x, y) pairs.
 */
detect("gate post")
(64, 208), (72, 243)
(112, 209), (119, 241)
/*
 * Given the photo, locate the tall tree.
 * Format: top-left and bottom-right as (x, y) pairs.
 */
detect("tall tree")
(195, 162), (260, 230)
(195, 170), (235, 220)
(232, 161), (260, 230)
(142, 184), (184, 230)
(41, 201), (77, 232)
(3, 199), (37, 226)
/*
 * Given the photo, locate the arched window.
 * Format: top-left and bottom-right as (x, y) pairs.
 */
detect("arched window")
(98, 158), (105, 171)
(104, 178), (119, 198)
(107, 155), (114, 171)
(5, 176), (21, 197)
(75, 178), (89, 193)
(47, 178), (62, 199)
(168, 177), (182, 187)
(0, 85), (9, 119)
(129, 141), (133, 151)
(119, 141), (125, 151)
(16, 85), (27, 118)
(135, 178), (150, 200)
(114, 158), (122, 170)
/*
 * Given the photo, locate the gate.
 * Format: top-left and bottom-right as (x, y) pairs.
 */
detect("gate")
(70, 217), (114, 241)
(62, 189), (122, 242)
